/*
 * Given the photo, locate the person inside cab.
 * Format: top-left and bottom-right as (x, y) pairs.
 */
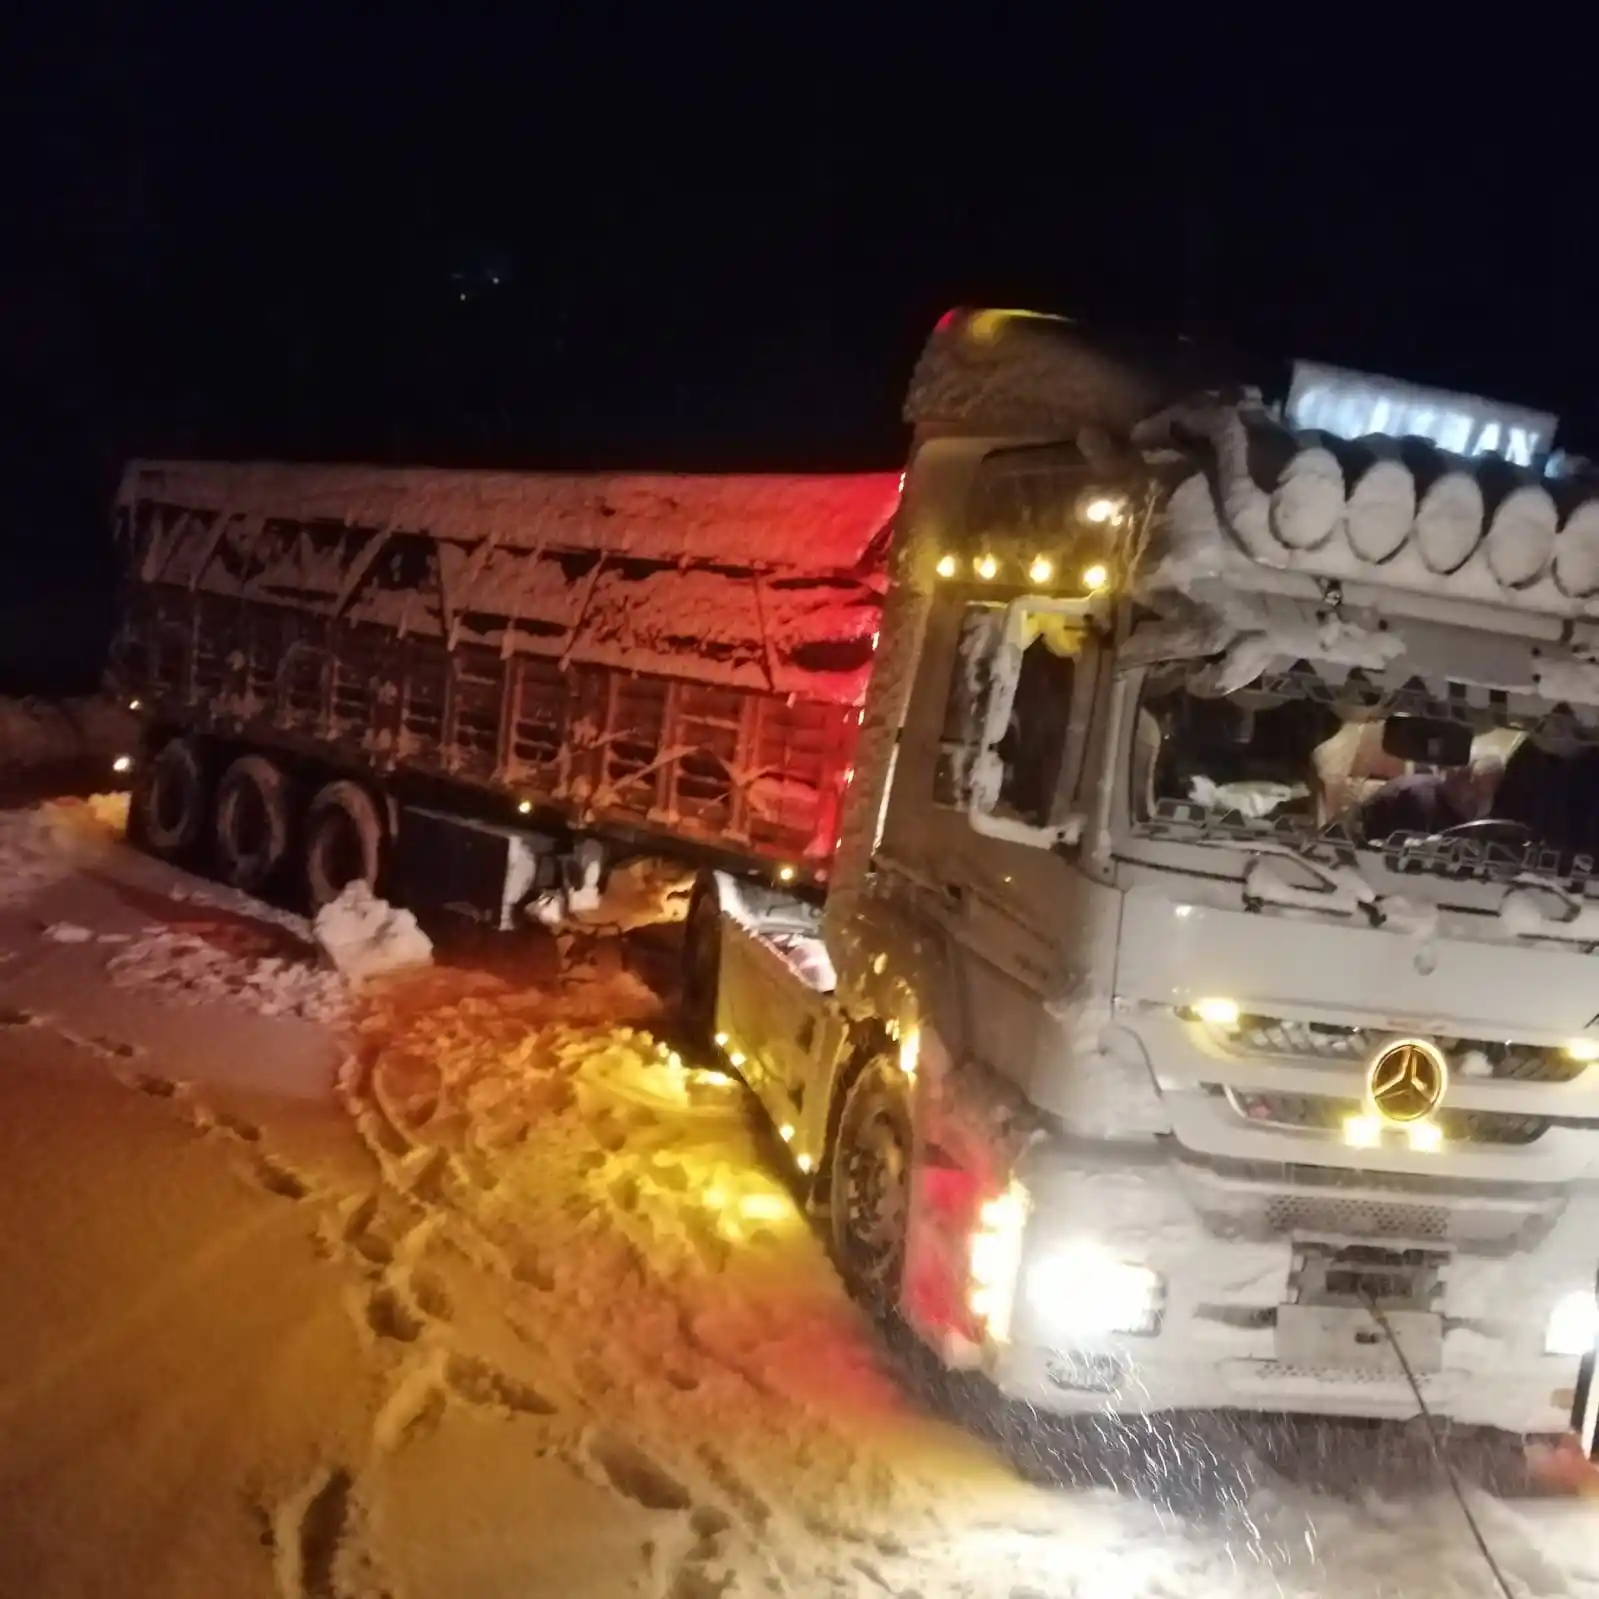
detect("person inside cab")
(1358, 754), (1504, 842)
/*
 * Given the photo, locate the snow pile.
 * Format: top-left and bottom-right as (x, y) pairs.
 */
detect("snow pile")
(1243, 852), (1381, 920)
(0, 806), (96, 909)
(1343, 449), (1416, 562)
(107, 925), (349, 1023)
(1149, 401), (1599, 619)
(314, 882), (433, 983)
(565, 855), (693, 933)
(1500, 880), (1599, 944)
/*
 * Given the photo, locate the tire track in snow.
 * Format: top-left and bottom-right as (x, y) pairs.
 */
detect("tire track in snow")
(268, 1463), (396, 1599)
(74, 1011), (588, 1590)
(337, 1018), (806, 1598)
(334, 1001), (958, 1599)
(337, 980), (1599, 1599)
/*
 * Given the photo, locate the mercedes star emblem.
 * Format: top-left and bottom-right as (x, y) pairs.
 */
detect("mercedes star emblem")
(1366, 1038), (1449, 1125)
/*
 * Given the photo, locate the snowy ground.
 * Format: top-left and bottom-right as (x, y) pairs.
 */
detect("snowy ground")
(2, 798), (1598, 1597)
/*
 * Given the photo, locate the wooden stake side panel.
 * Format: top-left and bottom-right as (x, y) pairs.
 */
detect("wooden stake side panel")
(113, 583), (858, 874)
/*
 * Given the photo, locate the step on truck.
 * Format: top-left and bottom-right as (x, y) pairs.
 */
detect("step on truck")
(114, 308), (1599, 1437)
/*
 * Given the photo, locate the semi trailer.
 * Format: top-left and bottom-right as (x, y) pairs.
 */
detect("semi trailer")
(113, 308), (1599, 1436)
(110, 464), (896, 918)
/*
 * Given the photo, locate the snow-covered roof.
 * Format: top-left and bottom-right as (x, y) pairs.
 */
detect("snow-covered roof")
(1140, 402), (1599, 620)
(905, 307), (1233, 441)
(119, 462), (898, 705)
(118, 461), (900, 574)
(907, 308), (1599, 623)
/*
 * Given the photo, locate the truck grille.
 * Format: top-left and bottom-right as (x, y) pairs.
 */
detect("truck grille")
(1226, 1087), (1551, 1147)
(1225, 1018), (1585, 1085)
(1263, 1192), (1450, 1241)
(1208, 1015), (1588, 1147)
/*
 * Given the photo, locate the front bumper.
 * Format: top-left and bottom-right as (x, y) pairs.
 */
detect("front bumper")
(980, 1135), (1599, 1434)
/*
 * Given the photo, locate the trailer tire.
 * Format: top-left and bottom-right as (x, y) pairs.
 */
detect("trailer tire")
(680, 876), (722, 1046)
(829, 1059), (912, 1311)
(214, 755), (292, 893)
(132, 737), (209, 859)
(303, 780), (386, 910)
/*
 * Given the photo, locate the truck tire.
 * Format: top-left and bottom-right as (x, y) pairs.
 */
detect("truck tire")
(132, 737), (209, 859)
(303, 780), (386, 910)
(680, 876), (722, 1045)
(214, 755), (291, 893)
(829, 1060), (913, 1310)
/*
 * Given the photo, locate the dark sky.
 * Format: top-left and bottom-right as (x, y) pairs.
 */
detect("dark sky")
(5, 6), (1599, 682)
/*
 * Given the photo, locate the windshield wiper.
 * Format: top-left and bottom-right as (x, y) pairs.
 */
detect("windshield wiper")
(1242, 847), (1387, 926)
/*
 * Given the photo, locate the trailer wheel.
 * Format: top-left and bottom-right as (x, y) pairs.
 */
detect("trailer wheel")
(132, 737), (208, 859)
(829, 1060), (912, 1310)
(303, 780), (386, 910)
(214, 755), (291, 893)
(679, 876), (722, 1046)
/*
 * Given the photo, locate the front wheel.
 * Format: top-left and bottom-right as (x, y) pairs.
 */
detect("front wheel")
(829, 1060), (912, 1310)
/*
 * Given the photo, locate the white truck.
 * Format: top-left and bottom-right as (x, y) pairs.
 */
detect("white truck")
(687, 307), (1599, 1436)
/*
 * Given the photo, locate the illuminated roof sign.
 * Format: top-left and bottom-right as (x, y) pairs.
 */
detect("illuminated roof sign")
(1288, 360), (1557, 470)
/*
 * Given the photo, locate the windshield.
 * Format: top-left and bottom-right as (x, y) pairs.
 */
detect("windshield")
(1132, 657), (1599, 877)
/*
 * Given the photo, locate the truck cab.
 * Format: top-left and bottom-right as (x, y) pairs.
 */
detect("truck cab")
(700, 309), (1599, 1434)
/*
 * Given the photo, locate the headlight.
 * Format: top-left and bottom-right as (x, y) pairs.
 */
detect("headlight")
(1026, 1243), (1163, 1338)
(1546, 1289), (1599, 1357)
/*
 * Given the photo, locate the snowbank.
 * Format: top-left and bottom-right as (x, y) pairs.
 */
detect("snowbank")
(1150, 402), (1599, 619)
(107, 926), (350, 1023)
(314, 883), (433, 983)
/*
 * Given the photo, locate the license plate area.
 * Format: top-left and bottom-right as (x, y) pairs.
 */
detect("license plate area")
(1275, 1304), (1442, 1375)
(1278, 1242), (1446, 1375)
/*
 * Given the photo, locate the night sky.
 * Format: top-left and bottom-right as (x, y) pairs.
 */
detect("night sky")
(6, 8), (1597, 689)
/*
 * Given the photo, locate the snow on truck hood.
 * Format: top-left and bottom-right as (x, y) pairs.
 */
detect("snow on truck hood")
(1115, 858), (1599, 1040)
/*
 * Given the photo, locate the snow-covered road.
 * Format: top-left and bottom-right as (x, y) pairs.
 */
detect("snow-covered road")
(1, 798), (1597, 1598)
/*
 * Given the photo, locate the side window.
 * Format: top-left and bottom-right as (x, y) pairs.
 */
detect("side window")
(994, 633), (1079, 827)
(934, 605), (1001, 807)
(934, 602), (1085, 829)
